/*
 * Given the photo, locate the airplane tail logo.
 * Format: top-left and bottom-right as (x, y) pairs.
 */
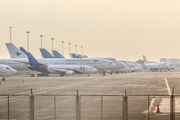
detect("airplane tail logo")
(16, 52), (22, 56)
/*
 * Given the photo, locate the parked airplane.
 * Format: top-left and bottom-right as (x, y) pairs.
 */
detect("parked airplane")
(102, 58), (126, 74)
(0, 64), (17, 81)
(70, 54), (126, 74)
(26, 52), (97, 76)
(19, 46), (116, 76)
(143, 55), (169, 72)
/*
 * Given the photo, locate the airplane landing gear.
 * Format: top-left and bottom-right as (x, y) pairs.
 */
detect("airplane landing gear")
(60, 74), (64, 77)
(88, 74), (90, 77)
(110, 71), (113, 75)
(2, 78), (5, 81)
(103, 72), (106, 76)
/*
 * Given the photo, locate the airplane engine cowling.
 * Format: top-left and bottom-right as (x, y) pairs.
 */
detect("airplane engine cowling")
(65, 71), (74, 75)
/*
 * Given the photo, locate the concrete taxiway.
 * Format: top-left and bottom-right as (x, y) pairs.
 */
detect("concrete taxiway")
(0, 72), (180, 120)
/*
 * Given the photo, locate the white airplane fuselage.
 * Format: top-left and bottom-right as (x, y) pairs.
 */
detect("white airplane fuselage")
(0, 58), (116, 72)
(0, 64), (17, 77)
(144, 62), (169, 70)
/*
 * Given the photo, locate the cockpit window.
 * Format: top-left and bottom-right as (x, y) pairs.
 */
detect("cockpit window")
(6, 67), (10, 69)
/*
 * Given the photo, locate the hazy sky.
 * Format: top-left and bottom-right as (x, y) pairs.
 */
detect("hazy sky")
(0, 0), (180, 61)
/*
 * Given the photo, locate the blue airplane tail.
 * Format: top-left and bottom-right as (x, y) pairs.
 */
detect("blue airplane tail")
(77, 54), (83, 58)
(52, 50), (65, 58)
(27, 52), (41, 66)
(70, 53), (78, 58)
(83, 55), (88, 58)
(19, 47), (28, 55)
(40, 48), (55, 58)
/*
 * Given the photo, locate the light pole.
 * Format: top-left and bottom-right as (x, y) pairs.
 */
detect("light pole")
(40, 35), (43, 48)
(10, 27), (12, 43)
(69, 43), (71, 58)
(75, 45), (77, 54)
(62, 41), (64, 55)
(81, 46), (83, 55)
(27, 31), (30, 52)
(51, 38), (54, 51)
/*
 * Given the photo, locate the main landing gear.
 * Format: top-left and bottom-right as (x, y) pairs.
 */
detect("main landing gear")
(60, 74), (64, 77)
(2, 78), (5, 81)
(103, 72), (106, 76)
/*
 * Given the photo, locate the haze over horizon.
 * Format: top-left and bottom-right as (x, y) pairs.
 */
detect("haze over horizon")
(0, 0), (180, 62)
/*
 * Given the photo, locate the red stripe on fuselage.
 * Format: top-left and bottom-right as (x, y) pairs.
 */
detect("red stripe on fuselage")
(67, 68), (83, 74)
(45, 65), (50, 73)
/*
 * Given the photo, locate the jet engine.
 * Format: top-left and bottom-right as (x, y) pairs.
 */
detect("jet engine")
(65, 71), (74, 75)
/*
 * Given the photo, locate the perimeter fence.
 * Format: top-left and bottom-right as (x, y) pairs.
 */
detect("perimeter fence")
(0, 89), (179, 120)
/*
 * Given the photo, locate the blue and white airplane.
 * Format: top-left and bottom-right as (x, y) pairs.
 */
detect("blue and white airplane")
(39, 49), (126, 75)
(26, 52), (97, 76)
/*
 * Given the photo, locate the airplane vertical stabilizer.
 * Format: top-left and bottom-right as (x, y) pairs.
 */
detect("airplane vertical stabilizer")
(40, 48), (55, 58)
(143, 55), (148, 63)
(5, 43), (27, 58)
(70, 53), (78, 58)
(19, 47), (28, 55)
(27, 52), (42, 66)
(52, 50), (65, 58)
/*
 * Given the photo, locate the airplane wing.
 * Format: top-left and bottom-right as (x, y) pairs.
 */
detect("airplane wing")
(52, 69), (67, 74)
(14, 60), (29, 65)
(52, 69), (75, 75)
(14, 60), (47, 66)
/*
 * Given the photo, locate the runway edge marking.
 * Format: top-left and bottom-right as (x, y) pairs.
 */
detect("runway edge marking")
(164, 78), (171, 95)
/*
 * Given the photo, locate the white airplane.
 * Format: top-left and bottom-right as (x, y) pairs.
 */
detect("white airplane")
(119, 60), (134, 72)
(39, 51), (126, 76)
(143, 55), (169, 72)
(101, 58), (126, 75)
(129, 61), (143, 72)
(0, 64), (17, 81)
(26, 52), (97, 76)
(4, 43), (116, 76)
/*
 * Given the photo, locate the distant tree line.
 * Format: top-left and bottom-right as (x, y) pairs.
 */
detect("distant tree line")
(136, 59), (144, 65)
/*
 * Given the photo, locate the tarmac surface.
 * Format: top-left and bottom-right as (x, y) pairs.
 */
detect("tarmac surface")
(0, 72), (180, 120)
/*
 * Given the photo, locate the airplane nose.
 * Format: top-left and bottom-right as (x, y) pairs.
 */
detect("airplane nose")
(111, 63), (116, 68)
(12, 69), (17, 74)
(93, 68), (97, 73)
